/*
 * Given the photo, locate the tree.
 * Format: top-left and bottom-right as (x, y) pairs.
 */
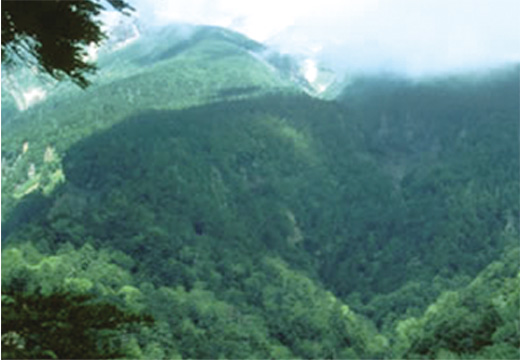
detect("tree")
(1, 291), (153, 359)
(1, 0), (134, 88)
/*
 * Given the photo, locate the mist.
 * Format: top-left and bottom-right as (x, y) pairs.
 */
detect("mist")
(123, 0), (520, 77)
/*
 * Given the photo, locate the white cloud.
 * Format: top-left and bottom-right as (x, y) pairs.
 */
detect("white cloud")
(303, 59), (318, 83)
(128, 0), (520, 75)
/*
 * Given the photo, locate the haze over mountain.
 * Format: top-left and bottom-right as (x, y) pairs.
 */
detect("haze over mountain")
(1, 21), (337, 114)
(2, 19), (519, 360)
(128, 0), (520, 76)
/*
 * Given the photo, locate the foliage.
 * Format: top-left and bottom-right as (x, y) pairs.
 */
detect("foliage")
(396, 248), (520, 359)
(2, 25), (519, 358)
(1, 242), (154, 359)
(1, 0), (133, 88)
(2, 291), (150, 359)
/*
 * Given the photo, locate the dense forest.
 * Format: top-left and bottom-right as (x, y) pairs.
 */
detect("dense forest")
(1, 25), (519, 359)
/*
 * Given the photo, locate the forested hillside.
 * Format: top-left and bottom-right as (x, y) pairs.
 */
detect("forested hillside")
(2, 25), (519, 359)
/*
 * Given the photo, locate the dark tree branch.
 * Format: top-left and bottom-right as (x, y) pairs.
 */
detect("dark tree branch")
(1, 0), (134, 88)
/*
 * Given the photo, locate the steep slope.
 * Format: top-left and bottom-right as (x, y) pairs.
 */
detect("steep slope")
(1, 24), (299, 222)
(2, 23), (519, 358)
(2, 93), (390, 357)
(1, 25), (389, 358)
(331, 68), (519, 322)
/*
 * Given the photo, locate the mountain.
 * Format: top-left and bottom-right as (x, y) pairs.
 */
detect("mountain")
(2, 24), (519, 359)
(1, 24), (297, 215)
(0, 23), (338, 120)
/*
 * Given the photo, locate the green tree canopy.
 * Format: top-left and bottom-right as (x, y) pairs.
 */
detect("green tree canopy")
(1, 0), (133, 88)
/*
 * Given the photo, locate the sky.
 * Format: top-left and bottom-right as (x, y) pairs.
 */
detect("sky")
(105, 0), (519, 76)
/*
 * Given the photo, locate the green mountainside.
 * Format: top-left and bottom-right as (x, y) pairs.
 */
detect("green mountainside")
(2, 25), (519, 359)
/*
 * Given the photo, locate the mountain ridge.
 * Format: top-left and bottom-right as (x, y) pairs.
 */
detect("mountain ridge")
(2, 24), (519, 359)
